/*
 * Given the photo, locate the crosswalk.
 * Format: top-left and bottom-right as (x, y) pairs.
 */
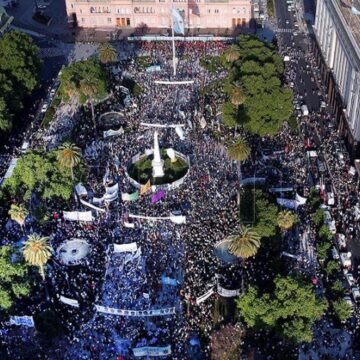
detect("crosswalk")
(276, 28), (294, 33)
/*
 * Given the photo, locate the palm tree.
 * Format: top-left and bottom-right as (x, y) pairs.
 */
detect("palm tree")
(230, 86), (246, 108)
(98, 43), (117, 64)
(277, 210), (297, 230)
(227, 136), (250, 162)
(227, 226), (261, 258)
(224, 45), (240, 63)
(228, 136), (251, 205)
(57, 142), (82, 180)
(80, 77), (98, 128)
(8, 203), (28, 229)
(22, 234), (52, 280)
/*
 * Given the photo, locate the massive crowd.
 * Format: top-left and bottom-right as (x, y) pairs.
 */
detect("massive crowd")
(1, 30), (360, 359)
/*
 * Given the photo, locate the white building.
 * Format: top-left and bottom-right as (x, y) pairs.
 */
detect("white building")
(313, 0), (360, 154)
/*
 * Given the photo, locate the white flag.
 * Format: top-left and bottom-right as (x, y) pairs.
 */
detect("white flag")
(172, 8), (184, 35)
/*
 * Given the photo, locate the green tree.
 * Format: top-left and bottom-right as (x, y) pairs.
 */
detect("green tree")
(3, 150), (75, 201)
(224, 44), (240, 63)
(58, 58), (108, 105)
(277, 210), (297, 230)
(331, 279), (344, 297)
(221, 102), (238, 128)
(230, 85), (246, 108)
(332, 299), (352, 322)
(23, 234), (52, 280)
(319, 225), (333, 242)
(227, 137), (250, 161)
(56, 142), (82, 180)
(324, 260), (340, 276)
(8, 203), (29, 229)
(239, 88), (294, 136)
(227, 226), (261, 258)
(0, 31), (40, 134)
(240, 189), (279, 238)
(312, 208), (325, 227)
(80, 76), (98, 128)
(0, 97), (12, 133)
(317, 242), (331, 262)
(236, 276), (328, 343)
(98, 42), (117, 64)
(0, 246), (31, 310)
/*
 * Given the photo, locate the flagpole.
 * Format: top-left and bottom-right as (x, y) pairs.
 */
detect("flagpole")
(171, 7), (176, 77)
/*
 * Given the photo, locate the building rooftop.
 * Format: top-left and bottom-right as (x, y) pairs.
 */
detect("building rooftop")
(335, 0), (360, 54)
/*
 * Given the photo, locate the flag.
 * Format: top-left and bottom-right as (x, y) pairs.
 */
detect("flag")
(172, 8), (185, 35)
(140, 180), (151, 195)
(188, 0), (200, 16)
(352, 5), (360, 14)
(151, 190), (166, 204)
(121, 191), (139, 201)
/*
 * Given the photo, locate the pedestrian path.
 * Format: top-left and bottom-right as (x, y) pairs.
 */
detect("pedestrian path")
(276, 28), (294, 33)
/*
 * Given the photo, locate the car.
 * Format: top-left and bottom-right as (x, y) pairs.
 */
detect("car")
(325, 183), (335, 205)
(346, 273), (355, 287)
(285, 19), (290, 24)
(331, 247), (339, 260)
(40, 103), (48, 113)
(351, 287), (360, 302)
(337, 233), (347, 249)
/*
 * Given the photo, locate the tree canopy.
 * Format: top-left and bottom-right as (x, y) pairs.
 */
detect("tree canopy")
(0, 31), (41, 135)
(58, 58), (108, 104)
(222, 35), (293, 136)
(0, 246), (31, 310)
(2, 150), (77, 201)
(236, 276), (328, 343)
(240, 189), (279, 238)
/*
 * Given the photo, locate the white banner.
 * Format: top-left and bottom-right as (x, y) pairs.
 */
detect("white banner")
(103, 127), (124, 138)
(95, 305), (176, 317)
(113, 242), (138, 253)
(59, 295), (80, 308)
(9, 316), (34, 327)
(63, 211), (93, 222)
(295, 193), (307, 205)
(133, 345), (171, 357)
(196, 288), (215, 304)
(217, 285), (240, 297)
(80, 198), (106, 213)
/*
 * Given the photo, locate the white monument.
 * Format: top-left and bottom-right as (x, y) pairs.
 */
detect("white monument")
(152, 130), (164, 178)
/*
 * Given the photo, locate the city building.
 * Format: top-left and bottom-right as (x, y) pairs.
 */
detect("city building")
(0, 6), (13, 36)
(65, 0), (252, 32)
(313, 0), (360, 156)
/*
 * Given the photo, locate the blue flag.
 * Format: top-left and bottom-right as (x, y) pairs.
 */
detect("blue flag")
(172, 8), (185, 35)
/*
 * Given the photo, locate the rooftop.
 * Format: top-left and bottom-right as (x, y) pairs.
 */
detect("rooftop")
(335, 0), (360, 54)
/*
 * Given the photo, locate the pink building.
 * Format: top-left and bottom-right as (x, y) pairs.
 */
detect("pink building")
(65, 0), (252, 31)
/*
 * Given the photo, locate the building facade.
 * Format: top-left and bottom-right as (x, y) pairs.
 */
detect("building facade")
(65, 0), (252, 30)
(313, 0), (360, 155)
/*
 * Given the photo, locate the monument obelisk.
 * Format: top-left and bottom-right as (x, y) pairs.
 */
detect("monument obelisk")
(152, 130), (164, 178)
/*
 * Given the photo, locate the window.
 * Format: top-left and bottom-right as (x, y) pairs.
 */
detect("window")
(108, 17), (112, 23)
(243, 7), (246, 14)
(207, 9), (211, 14)
(214, 9), (219, 14)
(126, 18), (130, 26)
(81, 18), (85, 23)
(71, 3), (73, 8)
(80, 9), (82, 13)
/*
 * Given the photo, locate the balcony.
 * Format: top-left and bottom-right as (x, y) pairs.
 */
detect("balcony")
(204, 0), (229, 3)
